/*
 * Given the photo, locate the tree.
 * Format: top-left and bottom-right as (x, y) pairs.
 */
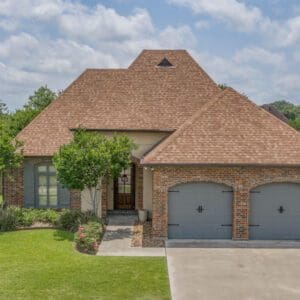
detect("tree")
(53, 129), (136, 214)
(266, 100), (300, 131)
(5, 86), (57, 137)
(0, 100), (8, 115)
(218, 83), (228, 90)
(8, 109), (39, 137)
(24, 85), (57, 111)
(0, 123), (23, 203)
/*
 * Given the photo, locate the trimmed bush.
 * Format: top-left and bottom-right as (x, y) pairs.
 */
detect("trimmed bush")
(58, 210), (101, 232)
(75, 222), (103, 254)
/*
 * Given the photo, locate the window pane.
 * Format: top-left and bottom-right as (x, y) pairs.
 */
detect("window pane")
(124, 185), (131, 194)
(39, 195), (47, 206)
(49, 176), (57, 185)
(38, 186), (47, 196)
(38, 166), (47, 172)
(118, 185), (124, 193)
(49, 195), (58, 206)
(38, 175), (47, 186)
(49, 166), (56, 173)
(49, 186), (57, 196)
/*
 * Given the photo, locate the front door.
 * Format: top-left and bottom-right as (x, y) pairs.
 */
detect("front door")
(114, 165), (135, 210)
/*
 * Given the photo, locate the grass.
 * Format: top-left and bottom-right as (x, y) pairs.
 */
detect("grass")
(0, 229), (170, 300)
(0, 194), (2, 205)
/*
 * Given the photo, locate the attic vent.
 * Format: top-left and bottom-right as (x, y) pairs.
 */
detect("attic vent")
(157, 58), (173, 67)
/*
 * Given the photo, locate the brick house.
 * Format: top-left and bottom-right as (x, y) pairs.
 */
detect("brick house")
(4, 50), (300, 241)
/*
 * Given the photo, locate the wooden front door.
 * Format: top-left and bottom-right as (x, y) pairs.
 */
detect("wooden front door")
(114, 165), (135, 210)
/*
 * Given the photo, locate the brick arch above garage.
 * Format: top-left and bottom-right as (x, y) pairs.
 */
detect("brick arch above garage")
(151, 166), (300, 240)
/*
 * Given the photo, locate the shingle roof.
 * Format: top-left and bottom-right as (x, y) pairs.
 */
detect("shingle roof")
(18, 50), (220, 156)
(142, 88), (300, 166)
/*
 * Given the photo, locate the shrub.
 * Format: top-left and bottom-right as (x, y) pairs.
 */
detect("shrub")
(58, 210), (101, 232)
(0, 209), (18, 231)
(75, 222), (103, 254)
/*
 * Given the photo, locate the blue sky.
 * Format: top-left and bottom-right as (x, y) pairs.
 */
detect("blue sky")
(0, 0), (300, 110)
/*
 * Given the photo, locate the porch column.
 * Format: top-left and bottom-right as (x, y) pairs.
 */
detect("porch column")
(151, 169), (168, 238)
(135, 165), (143, 210)
(232, 188), (249, 240)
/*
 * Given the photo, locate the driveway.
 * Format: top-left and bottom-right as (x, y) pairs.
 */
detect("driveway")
(166, 241), (300, 300)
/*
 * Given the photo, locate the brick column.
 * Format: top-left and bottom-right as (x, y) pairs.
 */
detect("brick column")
(101, 178), (108, 218)
(151, 170), (168, 238)
(233, 188), (249, 240)
(3, 167), (24, 206)
(135, 165), (143, 210)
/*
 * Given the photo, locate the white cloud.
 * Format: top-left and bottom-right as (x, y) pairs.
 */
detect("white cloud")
(195, 20), (210, 30)
(58, 6), (154, 42)
(168, 0), (262, 31)
(0, 1), (198, 109)
(168, 0), (300, 48)
(234, 47), (285, 66)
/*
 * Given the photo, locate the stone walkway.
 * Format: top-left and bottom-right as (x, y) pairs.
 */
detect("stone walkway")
(97, 215), (165, 256)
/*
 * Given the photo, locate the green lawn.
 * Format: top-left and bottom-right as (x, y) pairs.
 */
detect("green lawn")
(0, 229), (170, 300)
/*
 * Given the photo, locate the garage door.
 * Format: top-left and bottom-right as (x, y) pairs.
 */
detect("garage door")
(168, 182), (233, 239)
(250, 183), (300, 240)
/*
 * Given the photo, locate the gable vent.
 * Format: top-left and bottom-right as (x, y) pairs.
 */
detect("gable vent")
(157, 58), (173, 67)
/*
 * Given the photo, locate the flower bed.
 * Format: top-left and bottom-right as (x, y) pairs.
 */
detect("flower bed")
(75, 222), (103, 254)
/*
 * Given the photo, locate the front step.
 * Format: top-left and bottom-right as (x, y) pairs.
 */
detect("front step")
(108, 210), (138, 216)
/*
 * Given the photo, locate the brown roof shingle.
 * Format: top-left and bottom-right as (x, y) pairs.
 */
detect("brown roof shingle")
(18, 50), (220, 156)
(142, 88), (300, 166)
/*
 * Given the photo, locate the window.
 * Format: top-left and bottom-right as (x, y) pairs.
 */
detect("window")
(36, 164), (58, 207)
(117, 168), (132, 194)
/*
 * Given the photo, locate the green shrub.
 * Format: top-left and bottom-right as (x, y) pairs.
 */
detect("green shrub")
(0, 207), (100, 233)
(0, 209), (18, 231)
(58, 210), (101, 232)
(58, 210), (83, 232)
(75, 222), (103, 254)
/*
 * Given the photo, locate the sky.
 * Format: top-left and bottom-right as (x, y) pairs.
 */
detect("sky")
(0, 0), (300, 110)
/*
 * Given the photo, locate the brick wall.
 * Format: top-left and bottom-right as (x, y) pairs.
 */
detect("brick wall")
(3, 166), (24, 206)
(151, 166), (300, 240)
(135, 164), (143, 210)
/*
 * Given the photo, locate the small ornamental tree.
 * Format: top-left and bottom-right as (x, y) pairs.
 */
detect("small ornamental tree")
(0, 123), (23, 203)
(53, 129), (136, 215)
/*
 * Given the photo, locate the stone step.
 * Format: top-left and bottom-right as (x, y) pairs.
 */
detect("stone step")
(108, 210), (138, 216)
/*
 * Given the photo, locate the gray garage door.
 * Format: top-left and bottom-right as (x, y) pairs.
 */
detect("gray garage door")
(168, 182), (233, 239)
(250, 183), (300, 240)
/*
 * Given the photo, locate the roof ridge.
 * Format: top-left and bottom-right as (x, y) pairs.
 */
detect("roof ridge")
(142, 90), (226, 163)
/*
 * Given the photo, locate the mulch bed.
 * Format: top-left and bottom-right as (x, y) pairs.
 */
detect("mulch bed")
(131, 221), (165, 248)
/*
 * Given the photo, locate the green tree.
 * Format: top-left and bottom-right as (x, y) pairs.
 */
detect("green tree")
(0, 100), (8, 115)
(6, 86), (57, 137)
(266, 100), (300, 131)
(8, 109), (39, 137)
(24, 85), (57, 111)
(218, 83), (228, 90)
(0, 123), (23, 202)
(53, 129), (136, 214)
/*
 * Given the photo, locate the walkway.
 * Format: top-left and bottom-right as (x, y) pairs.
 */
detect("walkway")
(97, 214), (165, 256)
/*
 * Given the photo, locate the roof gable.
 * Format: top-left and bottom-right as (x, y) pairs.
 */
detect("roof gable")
(142, 88), (300, 166)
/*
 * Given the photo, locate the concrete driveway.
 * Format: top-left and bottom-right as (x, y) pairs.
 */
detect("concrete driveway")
(166, 241), (300, 300)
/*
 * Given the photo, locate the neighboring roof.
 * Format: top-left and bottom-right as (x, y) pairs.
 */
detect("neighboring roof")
(261, 104), (289, 123)
(142, 88), (300, 166)
(18, 50), (220, 156)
